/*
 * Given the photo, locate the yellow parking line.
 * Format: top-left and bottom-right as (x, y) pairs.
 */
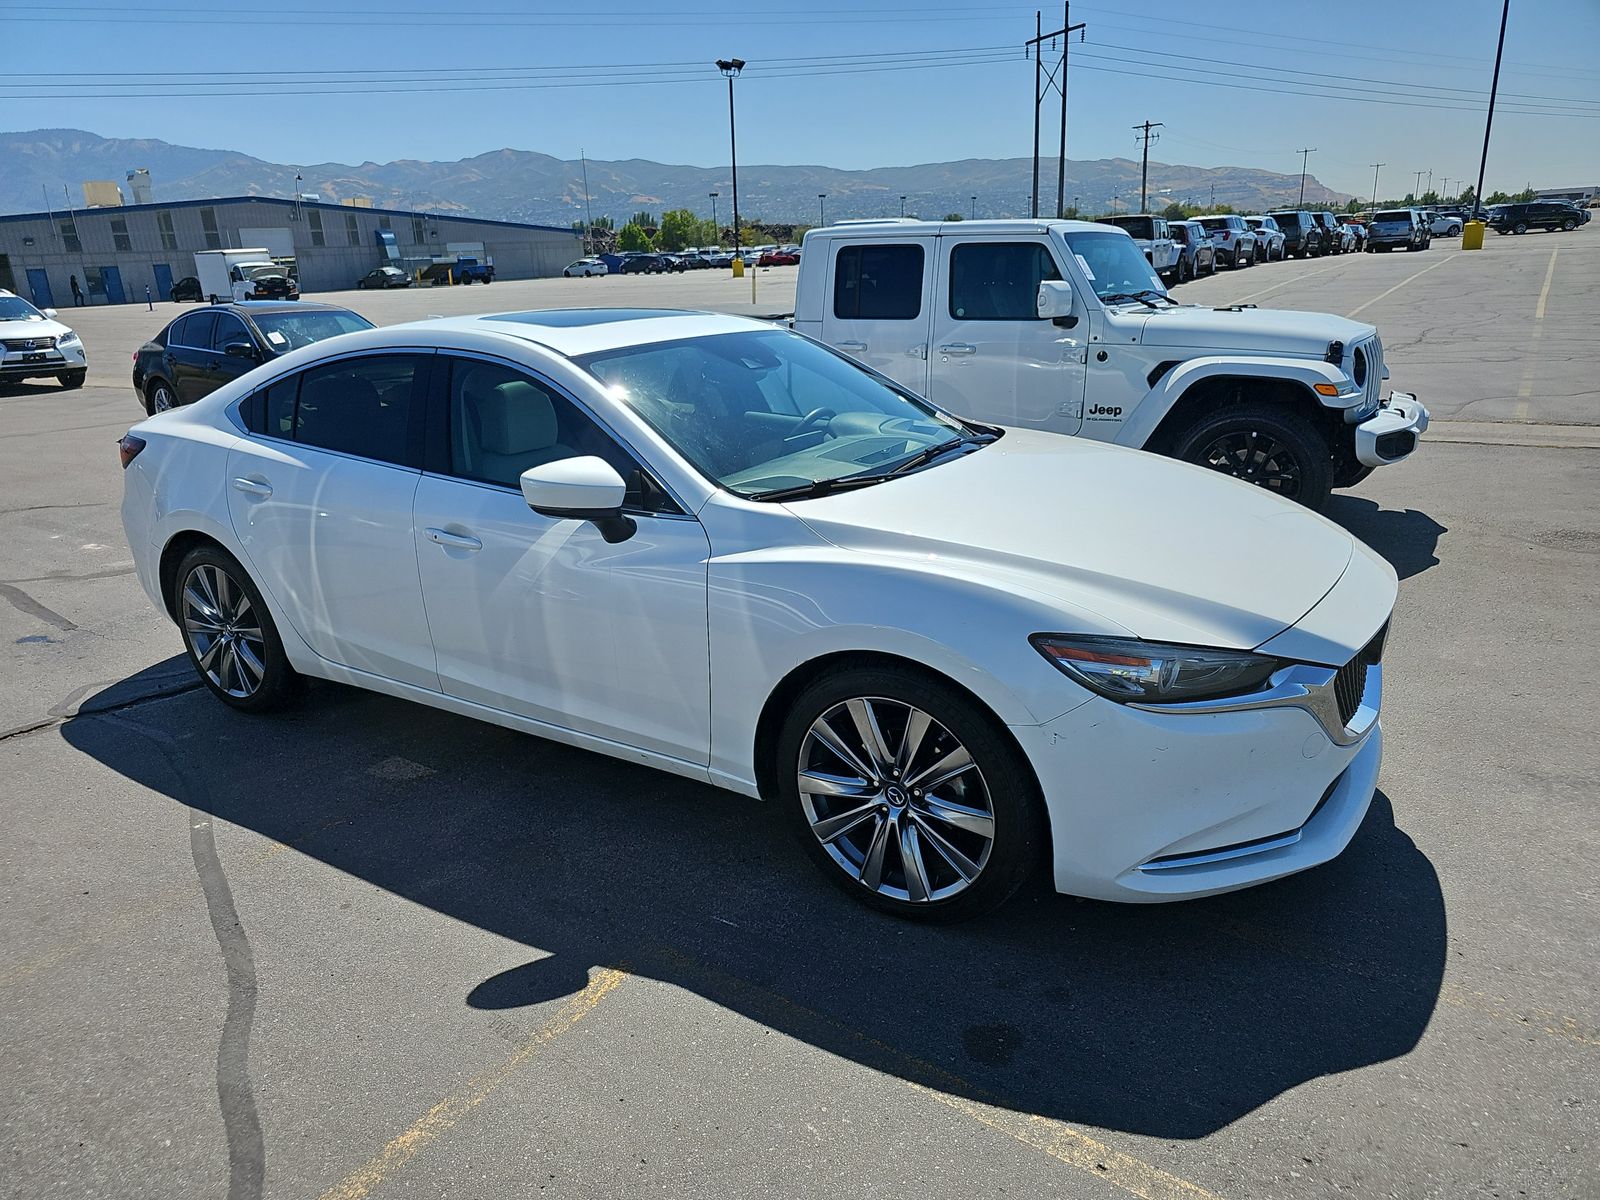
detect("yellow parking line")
(318, 967), (627, 1200)
(1514, 247), (1559, 420)
(1344, 252), (1460, 319)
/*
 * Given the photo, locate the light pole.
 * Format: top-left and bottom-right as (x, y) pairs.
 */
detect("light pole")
(715, 58), (745, 262)
(970, 195), (977, 219)
(818, 193), (827, 226)
(1473, 0), (1510, 221)
(709, 192), (719, 244)
(899, 195), (907, 217)
(1296, 148), (1316, 209)
(1370, 162), (1384, 211)
(1072, 194), (1079, 217)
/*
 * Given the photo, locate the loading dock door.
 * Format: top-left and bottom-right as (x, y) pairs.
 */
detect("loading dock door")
(26, 269), (54, 309)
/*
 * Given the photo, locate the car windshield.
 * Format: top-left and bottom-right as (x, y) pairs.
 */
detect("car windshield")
(250, 309), (373, 352)
(1103, 216), (1155, 239)
(0, 296), (46, 322)
(579, 328), (977, 499)
(244, 264), (283, 280)
(1061, 230), (1167, 302)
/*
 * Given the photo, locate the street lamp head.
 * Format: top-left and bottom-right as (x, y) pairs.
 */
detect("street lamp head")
(710, 191), (718, 198)
(716, 58), (745, 76)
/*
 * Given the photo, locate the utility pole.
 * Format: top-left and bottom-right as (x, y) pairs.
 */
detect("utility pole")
(1473, 0), (1510, 218)
(1426, 169), (1433, 198)
(818, 193), (826, 226)
(900, 195), (907, 217)
(1025, 5), (1085, 218)
(970, 195), (977, 219)
(709, 192), (719, 243)
(580, 149), (594, 254)
(1370, 163), (1384, 210)
(1133, 120), (1163, 213)
(1210, 183), (1216, 209)
(1412, 169), (1424, 200)
(1296, 148), (1316, 208)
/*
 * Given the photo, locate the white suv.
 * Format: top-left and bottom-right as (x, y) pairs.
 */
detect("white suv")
(0, 289), (89, 390)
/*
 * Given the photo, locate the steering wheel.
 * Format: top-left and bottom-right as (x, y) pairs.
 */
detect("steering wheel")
(791, 407), (838, 439)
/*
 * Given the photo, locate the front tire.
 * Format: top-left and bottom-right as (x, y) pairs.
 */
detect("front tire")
(60, 370), (86, 389)
(173, 546), (297, 713)
(1169, 401), (1334, 509)
(779, 665), (1046, 921)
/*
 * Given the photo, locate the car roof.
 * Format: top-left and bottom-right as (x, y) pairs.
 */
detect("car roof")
(386, 308), (769, 358)
(206, 300), (350, 315)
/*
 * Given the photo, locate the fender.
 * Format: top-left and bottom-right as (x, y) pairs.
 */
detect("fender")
(1114, 354), (1355, 451)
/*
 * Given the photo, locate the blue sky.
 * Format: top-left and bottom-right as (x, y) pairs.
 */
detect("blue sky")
(3, 0), (1596, 198)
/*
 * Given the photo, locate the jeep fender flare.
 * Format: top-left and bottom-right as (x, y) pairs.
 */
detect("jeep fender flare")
(1114, 355), (1352, 451)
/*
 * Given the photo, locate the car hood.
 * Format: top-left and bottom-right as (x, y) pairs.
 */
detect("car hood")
(785, 430), (1359, 651)
(0, 315), (73, 341)
(1125, 304), (1375, 355)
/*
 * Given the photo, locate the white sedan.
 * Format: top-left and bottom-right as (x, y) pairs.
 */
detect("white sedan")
(563, 258), (609, 277)
(118, 310), (1395, 919)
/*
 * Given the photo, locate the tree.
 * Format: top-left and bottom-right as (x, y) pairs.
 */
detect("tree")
(1344, 198), (1363, 214)
(657, 208), (703, 251)
(942, 212), (964, 222)
(1161, 202), (1186, 221)
(629, 210), (657, 231)
(617, 222), (653, 252)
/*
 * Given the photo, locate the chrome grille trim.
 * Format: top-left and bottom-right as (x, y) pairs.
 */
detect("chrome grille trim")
(3, 336), (58, 350)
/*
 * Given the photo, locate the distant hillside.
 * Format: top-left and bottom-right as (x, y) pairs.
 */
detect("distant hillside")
(0, 128), (1353, 224)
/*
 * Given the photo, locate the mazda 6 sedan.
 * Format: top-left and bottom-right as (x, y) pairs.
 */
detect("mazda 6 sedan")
(118, 308), (1395, 919)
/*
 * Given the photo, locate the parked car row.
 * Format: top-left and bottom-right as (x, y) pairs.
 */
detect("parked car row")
(1105, 208), (1373, 283)
(563, 243), (804, 279)
(1487, 200), (1590, 234)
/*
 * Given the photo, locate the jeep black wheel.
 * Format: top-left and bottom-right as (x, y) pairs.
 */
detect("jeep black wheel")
(1170, 402), (1334, 510)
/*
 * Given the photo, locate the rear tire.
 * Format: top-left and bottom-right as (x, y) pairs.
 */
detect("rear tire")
(172, 546), (298, 713)
(779, 664), (1046, 921)
(145, 379), (175, 414)
(1169, 400), (1334, 510)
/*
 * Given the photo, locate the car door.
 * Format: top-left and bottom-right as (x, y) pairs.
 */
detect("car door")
(170, 311), (217, 404)
(821, 237), (935, 394)
(411, 354), (712, 764)
(226, 351), (439, 690)
(201, 310), (262, 401)
(925, 236), (1086, 434)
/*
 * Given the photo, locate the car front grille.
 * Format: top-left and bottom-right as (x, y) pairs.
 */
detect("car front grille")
(3, 336), (57, 350)
(1334, 623), (1388, 727)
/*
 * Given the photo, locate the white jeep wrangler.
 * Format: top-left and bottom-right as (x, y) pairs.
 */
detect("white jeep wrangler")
(793, 218), (1428, 509)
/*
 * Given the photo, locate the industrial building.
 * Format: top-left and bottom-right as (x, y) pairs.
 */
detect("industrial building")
(0, 196), (582, 307)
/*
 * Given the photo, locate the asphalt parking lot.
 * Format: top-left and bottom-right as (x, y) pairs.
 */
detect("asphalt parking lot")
(2, 231), (1596, 1199)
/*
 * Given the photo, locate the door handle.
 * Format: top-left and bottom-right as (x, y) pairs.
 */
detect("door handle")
(835, 340), (867, 352)
(425, 527), (482, 551)
(231, 477), (273, 498)
(939, 343), (977, 356)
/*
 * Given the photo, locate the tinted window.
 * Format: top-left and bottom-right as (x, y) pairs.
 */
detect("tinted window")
(180, 312), (217, 349)
(1373, 211), (1413, 223)
(210, 313), (252, 352)
(833, 244), (924, 320)
(1103, 216), (1155, 239)
(949, 241), (1061, 321)
(293, 355), (426, 465)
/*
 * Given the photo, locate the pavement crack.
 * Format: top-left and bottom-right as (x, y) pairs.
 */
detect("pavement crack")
(103, 713), (266, 1200)
(0, 581), (78, 631)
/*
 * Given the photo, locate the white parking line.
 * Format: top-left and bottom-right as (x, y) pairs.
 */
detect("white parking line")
(1345, 253), (1461, 319)
(1515, 247), (1560, 420)
(1229, 258), (1346, 306)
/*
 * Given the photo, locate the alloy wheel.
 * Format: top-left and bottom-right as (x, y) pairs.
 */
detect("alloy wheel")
(1195, 428), (1304, 498)
(151, 383), (174, 413)
(181, 563), (267, 698)
(798, 696), (995, 904)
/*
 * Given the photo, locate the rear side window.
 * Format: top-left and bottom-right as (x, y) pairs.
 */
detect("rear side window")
(833, 243), (924, 320)
(165, 315), (189, 346)
(948, 242), (1061, 321)
(180, 312), (216, 349)
(291, 355), (427, 465)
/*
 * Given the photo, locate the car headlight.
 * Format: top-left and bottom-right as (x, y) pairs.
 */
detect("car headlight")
(1031, 635), (1282, 703)
(58, 330), (80, 346)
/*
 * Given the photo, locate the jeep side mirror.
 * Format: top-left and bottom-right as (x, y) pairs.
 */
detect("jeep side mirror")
(1037, 280), (1077, 327)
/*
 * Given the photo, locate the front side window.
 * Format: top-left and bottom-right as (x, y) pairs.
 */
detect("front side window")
(291, 355), (426, 465)
(442, 358), (671, 510)
(580, 328), (973, 498)
(949, 241), (1062, 321)
(833, 243), (923, 320)
(210, 313), (252, 352)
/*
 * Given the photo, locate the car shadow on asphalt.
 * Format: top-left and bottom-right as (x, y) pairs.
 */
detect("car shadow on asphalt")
(1326, 495), (1446, 580)
(64, 661), (1446, 1142)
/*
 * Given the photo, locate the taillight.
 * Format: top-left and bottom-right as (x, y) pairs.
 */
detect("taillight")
(118, 433), (146, 469)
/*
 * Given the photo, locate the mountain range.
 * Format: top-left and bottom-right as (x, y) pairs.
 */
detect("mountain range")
(1, 129), (1354, 226)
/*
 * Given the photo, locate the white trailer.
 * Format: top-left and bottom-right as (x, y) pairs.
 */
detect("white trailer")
(194, 248), (290, 303)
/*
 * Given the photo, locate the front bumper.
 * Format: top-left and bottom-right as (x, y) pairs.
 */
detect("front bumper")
(1011, 687), (1381, 902)
(0, 342), (87, 382)
(1355, 392), (1429, 467)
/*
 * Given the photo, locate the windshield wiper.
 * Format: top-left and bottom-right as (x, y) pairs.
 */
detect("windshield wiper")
(747, 434), (994, 502)
(1101, 289), (1168, 309)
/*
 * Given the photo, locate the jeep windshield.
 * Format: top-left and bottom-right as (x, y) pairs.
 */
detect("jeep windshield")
(578, 327), (986, 500)
(1062, 230), (1169, 304)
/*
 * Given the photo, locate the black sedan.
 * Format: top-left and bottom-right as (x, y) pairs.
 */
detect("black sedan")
(357, 267), (413, 289)
(131, 301), (373, 415)
(170, 276), (204, 302)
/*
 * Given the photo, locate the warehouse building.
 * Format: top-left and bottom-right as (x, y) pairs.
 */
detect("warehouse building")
(0, 197), (582, 307)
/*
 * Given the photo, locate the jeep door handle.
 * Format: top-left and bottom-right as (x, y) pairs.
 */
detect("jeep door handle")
(939, 343), (977, 356)
(835, 340), (867, 352)
(425, 527), (482, 551)
(231, 477), (273, 498)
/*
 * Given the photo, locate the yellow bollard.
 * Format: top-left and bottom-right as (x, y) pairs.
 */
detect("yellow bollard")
(1462, 221), (1486, 251)
(731, 256), (745, 278)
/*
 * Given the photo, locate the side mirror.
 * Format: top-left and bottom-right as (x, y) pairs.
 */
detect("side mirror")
(1037, 280), (1077, 326)
(224, 341), (259, 360)
(520, 456), (635, 543)
(42, 307), (58, 319)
